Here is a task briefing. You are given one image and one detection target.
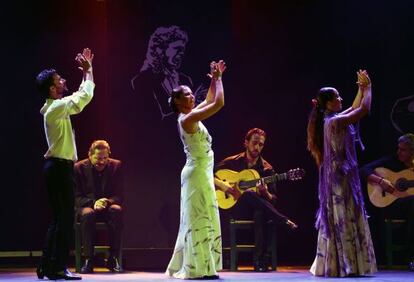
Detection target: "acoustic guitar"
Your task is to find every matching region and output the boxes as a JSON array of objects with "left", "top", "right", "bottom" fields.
[
  {"left": 367, "top": 167, "right": 414, "bottom": 207},
  {"left": 215, "top": 168, "right": 305, "bottom": 209}
]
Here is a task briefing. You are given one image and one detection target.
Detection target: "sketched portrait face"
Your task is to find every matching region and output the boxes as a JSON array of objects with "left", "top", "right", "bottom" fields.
[
  {"left": 391, "top": 94, "right": 414, "bottom": 134},
  {"left": 131, "top": 25, "right": 196, "bottom": 120},
  {"left": 141, "top": 26, "right": 188, "bottom": 74},
  {"left": 164, "top": 40, "right": 186, "bottom": 70}
]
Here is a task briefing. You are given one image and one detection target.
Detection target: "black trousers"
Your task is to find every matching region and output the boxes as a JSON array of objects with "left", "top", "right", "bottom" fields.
[
  {"left": 41, "top": 158, "right": 75, "bottom": 272},
  {"left": 78, "top": 206, "right": 123, "bottom": 258},
  {"left": 230, "top": 192, "right": 288, "bottom": 263}
]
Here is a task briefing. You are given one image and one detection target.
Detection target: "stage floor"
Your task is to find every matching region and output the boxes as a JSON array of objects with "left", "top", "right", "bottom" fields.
[{"left": 0, "top": 267, "right": 412, "bottom": 282}]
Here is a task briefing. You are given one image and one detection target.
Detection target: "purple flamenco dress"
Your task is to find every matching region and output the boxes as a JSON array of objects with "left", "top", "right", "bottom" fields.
[{"left": 310, "top": 112, "right": 377, "bottom": 277}]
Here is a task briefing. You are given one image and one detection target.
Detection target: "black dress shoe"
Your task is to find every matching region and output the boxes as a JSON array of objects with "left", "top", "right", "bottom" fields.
[
  {"left": 286, "top": 219, "right": 298, "bottom": 230},
  {"left": 46, "top": 268, "right": 82, "bottom": 280},
  {"left": 189, "top": 275, "right": 219, "bottom": 280},
  {"left": 36, "top": 258, "right": 49, "bottom": 279},
  {"left": 201, "top": 275, "right": 219, "bottom": 279},
  {"left": 47, "top": 268, "right": 82, "bottom": 280},
  {"left": 36, "top": 265, "right": 45, "bottom": 279},
  {"left": 253, "top": 261, "right": 269, "bottom": 272},
  {"left": 80, "top": 259, "right": 94, "bottom": 274},
  {"left": 409, "top": 261, "right": 414, "bottom": 271},
  {"left": 107, "top": 256, "right": 122, "bottom": 273}
]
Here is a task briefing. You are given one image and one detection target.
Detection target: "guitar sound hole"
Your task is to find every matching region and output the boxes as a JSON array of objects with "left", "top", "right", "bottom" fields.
[{"left": 395, "top": 179, "right": 409, "bottom": 192}]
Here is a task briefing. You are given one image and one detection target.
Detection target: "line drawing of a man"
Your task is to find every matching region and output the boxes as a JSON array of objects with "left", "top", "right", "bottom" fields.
[
  {"left": 391, "top": 94, "right": 414, "bottom": 134},
  {"left": 131, "top": 25, "right": 207, "bottom": 120}
]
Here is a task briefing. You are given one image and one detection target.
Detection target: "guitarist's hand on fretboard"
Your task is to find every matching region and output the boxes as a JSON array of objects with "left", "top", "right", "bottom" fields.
[{"left": 256, "top": 180, "right": 273, "bottom": 201}]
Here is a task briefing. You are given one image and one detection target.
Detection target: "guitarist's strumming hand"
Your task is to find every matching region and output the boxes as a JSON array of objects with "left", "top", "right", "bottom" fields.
[
  {"left": 378, "top": 178, "right": 396, "bottom": 194},
  {"left": 226, "top": 184, "right": 242, "bottom": 200},
  {"left": 214, "top": 177, "right": 241, "bottom": 199}
]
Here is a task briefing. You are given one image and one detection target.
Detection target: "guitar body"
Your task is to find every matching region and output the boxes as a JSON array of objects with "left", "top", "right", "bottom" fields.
[
  {"left": 215, "top": 169, "right": 260, "bottom": 209},
  {"left": 367, "top": 167, "right": 414, "bottom": 208}
]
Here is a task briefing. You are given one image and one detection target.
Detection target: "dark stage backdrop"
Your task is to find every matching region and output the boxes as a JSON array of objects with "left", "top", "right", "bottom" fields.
[{"left": 1, "top": 0, "right": 414, "bottom": 268}]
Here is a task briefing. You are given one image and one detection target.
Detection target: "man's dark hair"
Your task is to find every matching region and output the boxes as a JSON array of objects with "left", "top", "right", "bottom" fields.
[
  {"left": 36, "top": 68, "right": 57, "bottom": 99},
  {"left": 245, "top": 128, "right": 266, "bottom": 141}
]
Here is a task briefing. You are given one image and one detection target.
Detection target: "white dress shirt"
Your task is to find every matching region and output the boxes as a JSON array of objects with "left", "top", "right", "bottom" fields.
[{"left": 40, "top": 80, "right": 95, "bottom": 161}]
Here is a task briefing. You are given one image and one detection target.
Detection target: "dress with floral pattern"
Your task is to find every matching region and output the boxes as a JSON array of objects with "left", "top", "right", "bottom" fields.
[
  {"left": 310, "top": 112, "right": 377, "bottom": 277},
  {"left": 166, "top": 114, "right": 222, "bottom": 279}
]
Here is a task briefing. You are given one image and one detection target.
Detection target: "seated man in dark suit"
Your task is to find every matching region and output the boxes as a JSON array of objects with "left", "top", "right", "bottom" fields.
[{"left": 74, "top": 140, "right": 123, "bottom": 273}]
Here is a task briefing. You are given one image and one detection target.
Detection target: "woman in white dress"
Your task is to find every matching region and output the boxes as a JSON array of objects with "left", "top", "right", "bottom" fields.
[{"left": 166, "top": 60, "right": 226, "bottom": 279}]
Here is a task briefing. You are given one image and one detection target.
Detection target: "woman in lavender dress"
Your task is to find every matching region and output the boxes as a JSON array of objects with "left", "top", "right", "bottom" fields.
[{"left": 307, "top": 70, "right": 377, "bottom": 277}]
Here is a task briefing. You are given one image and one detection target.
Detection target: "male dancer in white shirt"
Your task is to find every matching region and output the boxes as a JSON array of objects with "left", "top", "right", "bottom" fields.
[{"left": 36, "top": 48, "right": 94, "bottom": 280}]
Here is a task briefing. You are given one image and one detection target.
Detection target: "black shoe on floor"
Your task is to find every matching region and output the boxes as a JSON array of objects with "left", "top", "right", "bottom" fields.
[
  {"left": 286, "top": 219, "right": 298, "bottom": 230},
  {"left": 81, "top": 258, "right": 94, "bottom": 274},
  {"left": 253, "top": 261, "right": 269, "bottom": 272},
  {"left": 46, "top": 268, "right": 82, "bottom": 280},
  {"left": 409, "top": 261, "right": 414, "bottom": 272},
  {"left": 201, "top": 275, "right": 219, "bottom": 279},
  {"left": 36, "top": 258, "right": 49, "bottom": 279},
  {"left": 36, "top": 265, "right": 45, "bottom": 279},
  {"left": 189, "top": 275, "right": 219, "bottom": 280},
  {"left": 107, "top": 256, "right": 123, "bottom": 273}
]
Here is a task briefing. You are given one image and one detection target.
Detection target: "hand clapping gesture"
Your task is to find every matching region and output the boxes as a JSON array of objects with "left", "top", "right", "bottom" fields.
[
  {"left": 356, "top": 69, "right": 371, "bottom": 89},
  {"left": 208, "top": 60, "right": 226, "bottom": 79},
  {"left": 75, "top": 48, "right": 94, "bottom": 73}
]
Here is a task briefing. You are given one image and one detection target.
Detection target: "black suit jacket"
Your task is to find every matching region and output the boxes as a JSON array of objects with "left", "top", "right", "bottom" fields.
[{"left": 74, "top": 158, "right": 123, "bottom": 209}]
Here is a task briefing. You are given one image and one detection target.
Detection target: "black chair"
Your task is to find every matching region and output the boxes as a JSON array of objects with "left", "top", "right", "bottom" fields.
[
  {"left": 229, "top": 219, "right": 277, "bottom": 271},
  {"left": 74, "top": 222, "right": 123, "bottom": 273},
  {"left": 384, "top": 218, "right": 407, "bottom": 268}
]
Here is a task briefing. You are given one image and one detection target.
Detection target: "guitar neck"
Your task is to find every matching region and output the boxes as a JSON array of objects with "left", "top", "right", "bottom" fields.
[{"left": 239, "top": 173, "right": 287, "bottom": 190}]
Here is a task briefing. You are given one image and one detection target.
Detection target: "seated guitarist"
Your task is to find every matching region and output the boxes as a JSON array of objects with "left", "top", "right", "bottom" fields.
[
  {"left": 360, "top": 133, "right": 414, "bottom": 271},
  {"left": 214, "top": 128, "right": 297, "bottom": 272}
]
